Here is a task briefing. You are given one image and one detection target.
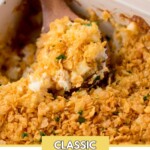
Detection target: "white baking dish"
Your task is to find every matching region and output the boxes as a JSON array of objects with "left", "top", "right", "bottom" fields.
[{"left": 70, "top": 0, "right": 150, "bottom": 23}]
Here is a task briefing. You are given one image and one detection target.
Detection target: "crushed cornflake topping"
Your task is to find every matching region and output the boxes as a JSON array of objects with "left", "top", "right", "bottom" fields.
[{"left": 0, "top": 14, "right": 149, "bottom": 145}]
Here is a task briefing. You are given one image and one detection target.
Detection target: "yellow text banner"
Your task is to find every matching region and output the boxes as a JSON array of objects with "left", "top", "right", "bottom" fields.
[{"left": 42, "top": 136, "right": 109, "bottom": 150}]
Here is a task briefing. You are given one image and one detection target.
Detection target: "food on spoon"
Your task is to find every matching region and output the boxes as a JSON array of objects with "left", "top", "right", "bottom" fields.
[{"left": 31, "top": 17, "right": 109, "bottom": 92}]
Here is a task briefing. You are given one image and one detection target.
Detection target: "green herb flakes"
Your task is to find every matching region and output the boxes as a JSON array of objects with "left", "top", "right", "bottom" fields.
[
  {"left": 93, "top": 21, "right": 99, "bottom": 26},
  {"left": 52, "top": 130, "right": 56, "bottom": 135},
  {"left": 112, "top": 111, "right": 119, "bottom": 115},
  {"left": 78, "top": 110, "right": 83, "bottom": 116},
  {"left": 94, "top": 75, "right": 100, "bottom": 82},
  {"left": 40, "top": 131, "right": 46, "bottom": 136},
  {"left": 101, "top": 127, "right": 105, "bottom": 132},
  {"left": 84, "top": 23, "right": 92, "bottom": 26},
  {"left": 55, "top": 116, "right": 60, "bottom": 122},
  {"left": 21, "top": 132, "right": 28, "bottom": 138},
  {"left": 56, "top": 54, "right": 66, "bottom": 60},
  {"left": 78, "top": 116, "right": 86, "bottom": 124},
  {"left": 39, "top": 132, "right": 46, "bottom": 143},
  {"left": 143, "top": 94, "right": 150, "bottom": 101}
]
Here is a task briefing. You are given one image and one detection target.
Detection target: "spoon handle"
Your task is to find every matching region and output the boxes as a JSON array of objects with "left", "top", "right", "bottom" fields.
[{"left": 40, "top": 0, "right": 78, "bottom": 32}]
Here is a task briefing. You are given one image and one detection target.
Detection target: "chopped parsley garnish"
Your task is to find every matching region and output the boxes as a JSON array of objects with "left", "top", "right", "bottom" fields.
[
  {"left": 94, "top": 75, "right": 100, "bottom": 82},
  {"left": 56, "top": 54, "right": 66, "bottom": 60},
  {"left": 112, "top": 111, "right": 119, "bottom": 115},
  {"left": 78, "top": 110, "right": 83, "bottom": 116},
  {"left": 40, "top": 131, "right": 46, "bottom": 136},
  {"left": 101, "top": 127, "right": 105, "bottom": 131},
  {"left": 78, "top": 116, "right": 86, "bottom": 124},
  {"left": 84, "top": 21, "right": 99, "bottom": 27},
  {"left": 55, "top": 116, "right": 60, "bottom": 122},
  {"left": 84, "top": 23, "right": 92, "bottom": 26},
  {"left": 143, "top": 96, "right": 148, "bottom": 101},
  {"left": 21, "top": 132, "right": 28, "bottom": 138},
  {"left": 52, "top": 130, "right": 56, "bottom": 135},
  {"left": 39, "top": 132, "right": 46, "bottom": 143},
  {"left": 143, "top": 94, "right": 150, "bottom": 101},
  {"left": 93, "top": 21, "right": 99, "bottom": 26}
]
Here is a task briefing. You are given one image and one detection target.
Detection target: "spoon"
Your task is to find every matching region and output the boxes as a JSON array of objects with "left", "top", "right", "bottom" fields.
[
  {"left": 39, "top": 0, "right": 109, "bottom": 93},
  {"left": 40, "top": 0, "right": 78, "bottom": 32}
]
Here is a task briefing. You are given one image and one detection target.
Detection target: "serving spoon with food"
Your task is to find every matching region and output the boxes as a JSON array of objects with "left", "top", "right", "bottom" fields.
[{"left": 40, "top": 0, "right": 109, "bottom": 92}]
